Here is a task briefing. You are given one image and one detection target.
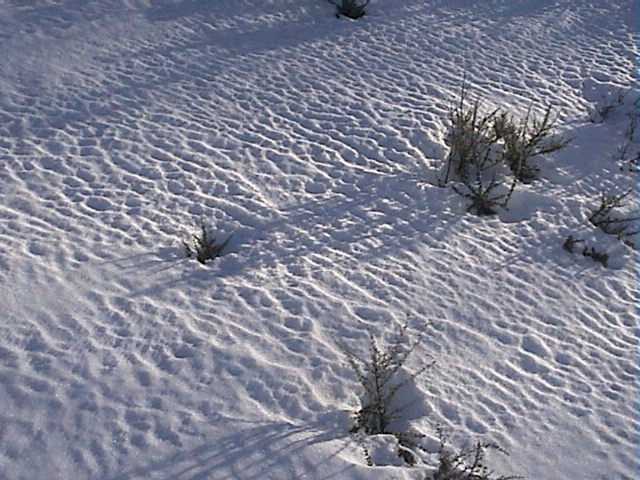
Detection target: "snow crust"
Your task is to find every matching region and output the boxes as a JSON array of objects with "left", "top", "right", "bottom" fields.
[{"left": 0, "top": 1, "right": 638, "bottom": 479}]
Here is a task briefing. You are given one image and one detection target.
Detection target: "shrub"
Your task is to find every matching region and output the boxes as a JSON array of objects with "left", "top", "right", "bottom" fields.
[
  {"left": 624, "top": 150, "right": 640, "bottom": 173},
  {"left": 562, "top": 234, "right": 584, "bottom": 254},
  {"left": 581, "top": 245, "right": 609, "bottom": 268},
  {"left": 441, "top": 84, "right": 501, "bottom": 186},
  {"left": 588, "top": 189, "right": 640, "bottom": 242},
  {"left": 441, "top": 85, "right": 515, "bottom": 215},
  {"left": 343, "top": 325, "right": 434, "bottom": 465},
  {"left": 329, "top": 0, "right": 369, "bottom": 19},
  {"left": 615, "top": 104, "right": 640, "bottom": 173},
  {"left": 616, "top": 143, "right": 640, "bottom": 173},
  {"left": 450, "top": 174, "right": 517, "bottom": 216},
  {"left": 430, "top": 431, "right": 522, "bottom": 480},
  {"left": 499, "top": 106, "right": 569, "bottom": 183},
  {"left": 588, "top": 88, "right": 627, "bottom": 123},
  {"left": 562, "top": 235, "right": 609, "bottom": 268},
  {"left": 440, "top": 84, "right": 568, "bottom": 214},
  {"left": 183, "top": 223, "right": 232, "bottom": 264}
]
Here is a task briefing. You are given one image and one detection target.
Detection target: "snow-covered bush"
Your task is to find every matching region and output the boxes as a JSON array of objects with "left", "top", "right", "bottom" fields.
[
  {"left": 499, "top": 106, "right": 569, "bottom": 183},
  {"left": 329, "top": 0, "right": 369, "bottom": 19},
  {"left": 588, "top": 189, "right": 639, "bottom": 245},
  {"left": 343, "top": 326, "right": 433, "bottom": 465},
  {"left": 562, "top": 236, "right": 610, "bottom": 268},
  {"left": 183, "top": 223, "right": 232, "bottom": 264},
  {"left": 588, "top": 87, "right": 627, "bottom": 123},
  {"left": 430, "top": 431, "right": 521, "bottom": 480},
  {"left": 441, "top": 85, "right": 568, "bottom": 215}
]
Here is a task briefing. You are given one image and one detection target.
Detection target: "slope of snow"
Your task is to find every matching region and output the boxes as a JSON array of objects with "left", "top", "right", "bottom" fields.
[{"left": 0, "top": 1, "right": 638, "bottom": 479}]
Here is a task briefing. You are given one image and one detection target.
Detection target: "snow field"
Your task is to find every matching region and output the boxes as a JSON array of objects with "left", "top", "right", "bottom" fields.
[{"left": 0, "top": 1, "right": 638, "bottom": 479}]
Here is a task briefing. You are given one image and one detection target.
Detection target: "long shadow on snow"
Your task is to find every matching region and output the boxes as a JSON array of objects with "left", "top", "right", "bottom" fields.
[
  {"left": 231, "top": 174, "right": 455, "bottom": 265},
  {"left": 124, "top": 170, "right": 458, "bottom": 297},
  {"left": 108, "top": 411, "right": 356, "bottom": 480}
]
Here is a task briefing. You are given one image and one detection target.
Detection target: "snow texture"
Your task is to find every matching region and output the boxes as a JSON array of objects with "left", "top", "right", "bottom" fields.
[{"left": 0, "top": 1, "right": 638, "bottom": 479}]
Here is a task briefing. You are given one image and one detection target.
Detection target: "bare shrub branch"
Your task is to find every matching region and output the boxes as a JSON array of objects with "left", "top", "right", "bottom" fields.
[
  {"left": 588, "top": 189, "right": 640, "bottom": 241},
  {"left": 344, "top": 326, "right": 432, "bottom": 435},
  {"left": 441, "top": 84, "right": 568, "bottom": 215},
  {"left": 442, "top": 84, "right": 501, "bottom": 186},
  {"left": 183, "top": 223, "right": 232, "bottom": 264},
  {"left": 432, "top": 428, "right": 522, "bottom": 480},
  {"left": 342, "top": 325, "right": 434, "bottom": 465},
  {"left": 500, "top": 106, "right": 570, "bottom": 183}
]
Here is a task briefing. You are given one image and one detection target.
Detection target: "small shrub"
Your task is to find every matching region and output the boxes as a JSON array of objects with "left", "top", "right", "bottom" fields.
[
  {"left": 581, "top": 245, "right": 609, "bottom": 268},
  {"left": 614, "top": 141, "right": 637, "bottom": 172},
  {"left": 441, "top": 84, "right": 567, "bottom": 215},
  {"left": 624, "top": 150, "right": 640, "bottom": 173},
  {"left": 563, "top": 236, "right": 610, "bottom": 268},
  {"left": 441, "top": 84, "right": 501, "bottom": 185},
  {"left": 329, "top": 0, "right": 369, "bottom": 19},
  {"left": 343, "top": 325, "right": 434, "bottom": 465},
  {"left": 441, "top": 85, "right": 516, "bottom": 215},
  {"left": 183, "top": 223, "right": 232, "bottom": 264},
  {"left": 624, "top": 103, "right": 639, "bottom": 143},
  {"left": 562, "top": 235, "right": 584, "bottom": 254},
  {"left": 499, "top": 106, "right": 569, "bottom": 183},
  {"left": 615, "top": 106, "right": 640, "bottom": 173},
  {"left": 588, "top": 189, "right": 640, "bottom": 241},
  {"left": 345, "top": 326, "right": 431, "bottom": 434},
  {"left": 430, "top": 429, "right": 522, "bottom": 480},
  {"left": 588, "top": 88, "right": 627, "bottom": 123},
  {"left": 451, "top": 174, "right": 517, "bottom": 216}
]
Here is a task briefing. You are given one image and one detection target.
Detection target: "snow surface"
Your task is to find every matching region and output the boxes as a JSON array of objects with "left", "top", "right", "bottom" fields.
[{"left": 0, "top": 1, "right": 638, "bottom": 479}]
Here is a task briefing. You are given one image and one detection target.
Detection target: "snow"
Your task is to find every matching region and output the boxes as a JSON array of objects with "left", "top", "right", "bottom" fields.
[{"left": 0, "top": 1, "right": 638, "bottom": 479}]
